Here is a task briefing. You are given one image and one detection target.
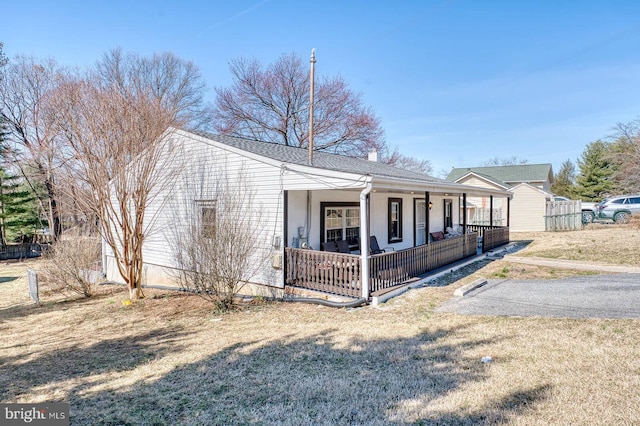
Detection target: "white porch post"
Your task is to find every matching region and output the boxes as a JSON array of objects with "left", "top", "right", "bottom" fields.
[{"left": 360, "top": 183, "right": 372, "bottom": 299}]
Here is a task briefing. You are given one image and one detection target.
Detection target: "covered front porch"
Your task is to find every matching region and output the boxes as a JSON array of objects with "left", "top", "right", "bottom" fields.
[
  {"left": 284, "top": 225, "right": 508, "bottom": 299},
  {"left": 281, "top": 172, "right": 511, "bottom": 299}
]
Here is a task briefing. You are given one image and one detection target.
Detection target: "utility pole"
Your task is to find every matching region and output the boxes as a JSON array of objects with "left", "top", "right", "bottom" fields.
[{"left": 308, "top": 48, "right": 316, "bottom": 166}]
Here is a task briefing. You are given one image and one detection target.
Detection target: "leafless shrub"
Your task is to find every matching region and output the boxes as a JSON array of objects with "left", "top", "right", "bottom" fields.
[
  {"left": 41, "top": 230, "right": 101, "bottom": 297},
  {"left": 171, "top": 160, "right": 270, "bottom": 310}
]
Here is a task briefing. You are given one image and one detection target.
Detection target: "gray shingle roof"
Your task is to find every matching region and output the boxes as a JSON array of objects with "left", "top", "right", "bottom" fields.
[
  {"left": 446, "top": 164, "right": 553, "bottom": 186},
  {"left": 193, "top": 130, "right": 446, "bottom": 183}
]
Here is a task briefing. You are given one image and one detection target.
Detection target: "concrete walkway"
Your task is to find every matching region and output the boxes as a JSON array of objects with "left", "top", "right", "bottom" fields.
[
  {"left": 504, "top": 255, "right": 640, "bottom": 274},
  {"left": 437, "top": 273, "right": 640, "bottom": 319}
]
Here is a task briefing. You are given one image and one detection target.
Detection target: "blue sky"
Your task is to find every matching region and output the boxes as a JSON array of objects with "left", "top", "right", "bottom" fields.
[{"left": 3, "top": 0, "right": 640, "bottom": 176}]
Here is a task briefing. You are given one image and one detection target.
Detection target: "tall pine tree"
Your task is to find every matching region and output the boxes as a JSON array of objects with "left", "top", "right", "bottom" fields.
[
  {"left": 0, "top": 168, "right": 41, "bottom": 244},
  {"left": 0, "top": 98, "right": 40, "bottom": 244},
  {"left": 574, "top": 140, "right": 618, "bottom": 201}
]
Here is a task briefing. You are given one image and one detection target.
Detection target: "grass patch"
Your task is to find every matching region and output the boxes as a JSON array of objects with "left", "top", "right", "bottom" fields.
[
  {"left": 513, "top": 224, "right": 640, "bottom": 265},
  {"left": 2, "top": 227, "right": 640, "bottom": 424}
]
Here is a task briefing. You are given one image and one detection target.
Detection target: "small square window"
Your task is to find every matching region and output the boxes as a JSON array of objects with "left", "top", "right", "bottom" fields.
[{"left": 196, "top": 201, "right": 216, "bottom": 237}]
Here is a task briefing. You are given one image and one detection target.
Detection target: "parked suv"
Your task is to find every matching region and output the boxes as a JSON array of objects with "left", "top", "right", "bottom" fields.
[
  {"left": 580, "top": 201, "right": 599, "bottom": 223},
  {"left": 596, "top": 195, "right": 640, "bottom": 223}
]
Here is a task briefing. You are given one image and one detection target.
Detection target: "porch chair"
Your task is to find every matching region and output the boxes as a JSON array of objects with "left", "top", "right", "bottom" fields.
[
  {"left": 370, "top": 235, "right": 393, "bottom": 255},
  {"left": 321, "top": 241, "right": 338, "bottom": 252},
  {"left": 336, "top": 240, "right": 351, "bottom": 254}
]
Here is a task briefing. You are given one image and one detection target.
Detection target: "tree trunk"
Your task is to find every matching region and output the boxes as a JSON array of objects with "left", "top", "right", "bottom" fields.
[{"left": 44, "top": 176, "right": 62, "bottom": 242}]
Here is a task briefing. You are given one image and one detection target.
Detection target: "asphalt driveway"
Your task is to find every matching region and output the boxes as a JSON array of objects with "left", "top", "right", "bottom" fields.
[{"left": 437, "top": 273, "right": 640, "bottom": 319}]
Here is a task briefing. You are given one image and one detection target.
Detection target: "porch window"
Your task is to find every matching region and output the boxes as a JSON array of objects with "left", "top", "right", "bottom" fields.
[
  {"left": 388, "top": 198, "right": 403, "bottom": 243},
  {"left": 323, "top": 205, "right": 360, "bottom": 247}
]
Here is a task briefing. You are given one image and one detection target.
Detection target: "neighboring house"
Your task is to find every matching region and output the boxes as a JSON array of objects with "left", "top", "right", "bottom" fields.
[
  {"left": 103, "top": 128, "right": 511, "bottom": 300},
  {"left": 446, "top": 164, "right": 554, "bottom": 232}
]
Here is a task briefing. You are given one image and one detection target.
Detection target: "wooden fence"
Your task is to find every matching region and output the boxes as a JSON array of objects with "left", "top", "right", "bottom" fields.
[
  {"left": 0, "top": 243, "right": 47, "bottom": 260},
  {"left": 545, "top": 200, "right": 582, "bottom": 231}
]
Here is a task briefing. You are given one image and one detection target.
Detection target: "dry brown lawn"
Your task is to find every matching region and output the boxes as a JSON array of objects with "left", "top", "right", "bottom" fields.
[
  {"left": 512, "top": 222, "right": 640, "bottom": 265},
  {"left": 1, "top": 225, "right": 640, "bottom": 425}
]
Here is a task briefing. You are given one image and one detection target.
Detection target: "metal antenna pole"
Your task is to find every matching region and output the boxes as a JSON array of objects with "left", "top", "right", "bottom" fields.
[{"left": 308, "top": 48, "right": 316, "bottom": 166}]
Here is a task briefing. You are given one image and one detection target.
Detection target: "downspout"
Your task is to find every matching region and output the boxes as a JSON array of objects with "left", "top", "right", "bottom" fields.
[
  {"left": 283, "top": 190, "right": 288, "bottom": 287},
  {"left": 360, "top": 182, "right": 373, "bottom": 299}
]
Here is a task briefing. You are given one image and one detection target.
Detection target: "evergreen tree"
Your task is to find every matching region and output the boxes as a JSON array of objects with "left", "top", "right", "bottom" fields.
[
  {"left": 1, "top": 109, "right": 40, "bottom": 245},
  {"left": 0, "top": 168, "right": 41, "bottom": 244},
  {"left": 550, "top": 159, "right": 576, "bottom": 198},
  {"left": 574, "top": 140, "right": 618, "bottom": 201}
]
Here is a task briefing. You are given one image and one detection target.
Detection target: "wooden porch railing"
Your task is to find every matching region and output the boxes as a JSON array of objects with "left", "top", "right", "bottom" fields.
[
  {"left": 467, "top": 225, "right": 510, "bottom": 252},
  {"left": 285, "top": 249, "right": 362, "bottom": 298},
  {"left": 369, "top": 233, "right": 477, "bottom": 293},
  {"left": 483, "top": 227, "right": 510, "bottom": 251},
  {"left": 285, "top": 232, "right": 479, "bottom": 297}
]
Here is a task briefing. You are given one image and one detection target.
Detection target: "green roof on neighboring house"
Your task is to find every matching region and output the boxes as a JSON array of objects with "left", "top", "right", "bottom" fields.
[{"left": 446, "top": 164, "right": 553, "bottom": 187}]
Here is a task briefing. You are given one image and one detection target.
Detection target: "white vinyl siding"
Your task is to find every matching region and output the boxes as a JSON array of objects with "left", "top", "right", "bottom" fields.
[{"left": 510, "top": 184, "right": 548, "bottom": 232}]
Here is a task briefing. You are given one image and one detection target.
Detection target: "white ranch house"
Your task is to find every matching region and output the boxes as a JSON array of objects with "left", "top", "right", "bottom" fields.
[{"left": 103, "top": 128, "right": 511, "bottom": 301}]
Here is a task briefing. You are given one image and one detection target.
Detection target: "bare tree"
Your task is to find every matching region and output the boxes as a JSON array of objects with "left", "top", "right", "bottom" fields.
[
  {"left": 171, "top": 160, "right": 269, "bottom": 310},
  {"left": 213, "top": 52, "right": 386, "bottom": 158},
  {"left": 54, "top": 49, "right": 208, "bottom": 300},
  {"left": 383, "top": 149, "right": 433, "bottom": 175},
  {"left": 0, "top": 56, "right": 64, "bottom": 240},
  {"left": 610, "top": 117, "right": 640, "bottom": 193},
  {"left": 482, "top": 156, "right": 529, "bottom": 166},
  {"left": 0, "top": 42, "right": 6, "bottom": 83},
  {"left": 95, "top": 49, "right": 210, "bottom": 129}
]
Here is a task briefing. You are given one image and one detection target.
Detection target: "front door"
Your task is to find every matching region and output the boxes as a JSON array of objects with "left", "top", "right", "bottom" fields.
[{"left": 415, "top": 199, "right": 426, "bottom": 245}]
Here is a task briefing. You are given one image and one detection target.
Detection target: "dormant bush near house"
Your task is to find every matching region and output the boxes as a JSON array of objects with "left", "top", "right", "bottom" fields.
[
  {"left": 41, "top": 230, "right": 101, "bottom": 297},
  {"left": 171, "top": 161, "right": 269, "bottom": 310}
]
